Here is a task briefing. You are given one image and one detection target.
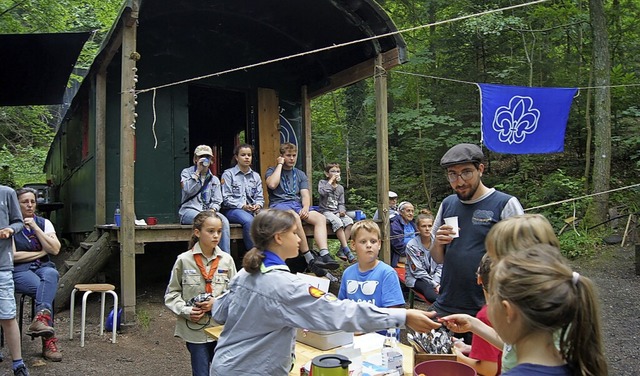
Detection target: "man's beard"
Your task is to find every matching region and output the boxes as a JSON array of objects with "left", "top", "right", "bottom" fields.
[{"left": 455, "top": 180, "right": 479, "bottom": 201}]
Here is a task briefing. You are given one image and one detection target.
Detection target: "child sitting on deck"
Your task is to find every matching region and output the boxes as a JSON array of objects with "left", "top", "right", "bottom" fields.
[{"left": 318, "top": 163, "right": 355, "bottom": 263}]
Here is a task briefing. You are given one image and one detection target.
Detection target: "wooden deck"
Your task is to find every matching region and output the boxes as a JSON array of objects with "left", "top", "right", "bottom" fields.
[{"left": 95, "top": 222, "right": 337, "bottom": 319}]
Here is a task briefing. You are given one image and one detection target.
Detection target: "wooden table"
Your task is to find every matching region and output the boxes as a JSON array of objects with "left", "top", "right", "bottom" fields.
[{"left": 205, "top": 326, "right": 415, "bottom": 375}]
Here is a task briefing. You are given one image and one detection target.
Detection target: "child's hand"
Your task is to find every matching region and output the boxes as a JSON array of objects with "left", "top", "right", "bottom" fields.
[
  {"left": 339, "top": 211, "right": 346, "bottom": 217},
  {"left": 439, "top": 314, "right": 473, "bottom": 333},
  {"left": 195, "top": 297, "right": 214, "bottom": 313},
  {"left": 452, "top": 337, "right": 471, "bottom": 355},
  {"left": 189, "top": 307, "right": 205, "bottom": 322}
]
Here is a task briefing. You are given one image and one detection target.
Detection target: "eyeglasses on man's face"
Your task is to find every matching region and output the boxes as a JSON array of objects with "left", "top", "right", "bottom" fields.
[{"left": 446, "top": 169, "right": 475, "bottom": 183}]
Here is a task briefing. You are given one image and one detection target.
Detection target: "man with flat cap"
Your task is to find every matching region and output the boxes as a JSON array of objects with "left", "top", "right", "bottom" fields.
[{"left": 429, "top": 144, "right": 523, "bottom": 326}]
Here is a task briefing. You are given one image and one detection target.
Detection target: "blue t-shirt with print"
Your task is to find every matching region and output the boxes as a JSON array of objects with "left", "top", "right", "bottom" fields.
[{"left": 338, "top": 262, "right": 404, "bottom": 308}]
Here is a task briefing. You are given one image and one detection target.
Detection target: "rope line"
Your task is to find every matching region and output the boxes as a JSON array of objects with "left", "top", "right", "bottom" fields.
[
  {"left": 133, "top": 0, "right": 550, "bottom": 94},
  {"left": 524, "top": 183, "right": 640, "bottom": 211},
  {"left": 393, "top": 70, "right": 640, "bottom": 91}
]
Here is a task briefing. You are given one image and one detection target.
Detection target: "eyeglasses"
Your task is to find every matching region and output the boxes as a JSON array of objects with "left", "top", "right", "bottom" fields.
[
  {"left": 346, "top": 280, "right": 379, "bottom": 295},
  {"left": 446, "top": 170, "right": 475, "bottom": 183},
  {"left": 329, "top": 170, "right": 340, "bottom": 174}
]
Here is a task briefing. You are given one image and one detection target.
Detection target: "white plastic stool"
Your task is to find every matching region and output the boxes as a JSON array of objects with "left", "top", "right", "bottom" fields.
[{"left": 69, "top": 283, "right": 118, "bottom": 347}]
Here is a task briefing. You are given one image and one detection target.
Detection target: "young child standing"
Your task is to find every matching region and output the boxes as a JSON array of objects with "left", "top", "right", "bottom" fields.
[
  {"left": 318, "top": 163, "right": 355, "bottom": 262},
  {"left": 488, "top": 244, "right": 607, "bottom": 376},
  {"left": 210, "top": 209, "right": 441, "bottom": 376},
  {"left": 0, "top": 185, "right": 29, "bottom": 376},
  {"left": 453, "top": 253, "right": 501, "bottom": 376},
  {"left": 442, "top": 214, "right": 562, "bottom": 373},
  {"left": 165, "top": 211, "right": 237, "bottom": 376},
  {"left": 338, "top": 219, "right": 404, "bottom": 309}
]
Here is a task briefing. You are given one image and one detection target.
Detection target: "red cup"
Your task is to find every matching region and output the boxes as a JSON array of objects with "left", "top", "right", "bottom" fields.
[{"left": 146, "top": 217, "right": 158, "bottom": 225}]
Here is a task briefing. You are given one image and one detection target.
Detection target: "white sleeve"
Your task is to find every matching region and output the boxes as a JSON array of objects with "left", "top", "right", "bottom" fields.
[
  {"left": 43, "top": 218, "right": 56, "bottom": 234},
  {"left": 501, "top": 197, "right": 525, "bottom": 219}
]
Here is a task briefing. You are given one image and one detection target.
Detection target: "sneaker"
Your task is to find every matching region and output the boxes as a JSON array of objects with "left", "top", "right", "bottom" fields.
[
  {"left": 13, "top": 364, "right": 29, "bottom": 376},
  {"left": 307, "top": 258, "right": 328, "bottom": 277},
  {"left": 337, "top": 247, "right": 356, "bottom": 263},
  {"left": 27, "top": 310, "right": 54, "bottom": 338},
  {"left": 312, "top": 252, "right": 340, "bottom": 270},
  {"left": 324, "top": 271, "right": 339, "bottom": 283},
  {"left": 42, "top": 337, "right": 62, "bottom": 362}
]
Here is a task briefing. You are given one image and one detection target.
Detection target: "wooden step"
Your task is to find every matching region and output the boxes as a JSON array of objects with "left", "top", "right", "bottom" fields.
[
  {"left": 64, "top": 260, "right": 78, "bottom": 270},
  {"left": 80, "top": 241, "right": 95, "bottom": 250}
]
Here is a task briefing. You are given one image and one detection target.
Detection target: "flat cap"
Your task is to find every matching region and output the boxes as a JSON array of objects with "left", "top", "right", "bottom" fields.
[{"left": 440, "top": 143, "right": 484, "bottom": 168}]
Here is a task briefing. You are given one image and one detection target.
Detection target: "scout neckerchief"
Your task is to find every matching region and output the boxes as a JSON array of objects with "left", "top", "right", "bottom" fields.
[{"left": 193, "top": 251, "right": 221, "bottom": 293}]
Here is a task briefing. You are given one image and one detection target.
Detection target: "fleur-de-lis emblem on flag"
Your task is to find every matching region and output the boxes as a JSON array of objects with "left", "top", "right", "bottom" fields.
[{"left": 478, "top": 84, "right": 577, "bottom": 154}]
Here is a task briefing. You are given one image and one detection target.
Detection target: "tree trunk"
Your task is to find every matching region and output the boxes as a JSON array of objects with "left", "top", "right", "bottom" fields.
[{"left": 588, "top": 0, "right": 612, "bottom": 225}]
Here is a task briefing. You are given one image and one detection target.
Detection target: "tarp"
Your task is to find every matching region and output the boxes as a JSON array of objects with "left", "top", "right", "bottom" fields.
[{"left": 0, "top": 32, "right": 91, "bottom": 106}]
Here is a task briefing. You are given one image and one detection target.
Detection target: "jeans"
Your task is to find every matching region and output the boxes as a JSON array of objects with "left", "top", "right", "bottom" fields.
[
  {"left": 223, "top": 209, "right": 254, "bottom": 250},
  {"left": 13, "top": 260, "right": 59, "bottom": 313},
  {"left": 180, "top": 209, "right": 231, "bottom": 253},
  {"left": 186, "top": 341, "right": 216, "bottom": 376}
]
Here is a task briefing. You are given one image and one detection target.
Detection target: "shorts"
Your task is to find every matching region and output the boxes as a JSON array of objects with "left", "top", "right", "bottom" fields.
[
  {"left": 322, "top": 211, "right": 354, "bottom": 232},
  {"left": 270, "top": 201, "right": 303, "bottom": 214},
  {"left": 0, "top": 271, "right": 16, "bottom": 319}
]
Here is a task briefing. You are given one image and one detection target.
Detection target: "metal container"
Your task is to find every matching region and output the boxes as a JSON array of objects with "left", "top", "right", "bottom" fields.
[{"left": 310, "top": 354, "right": 351, "bottom": 376}]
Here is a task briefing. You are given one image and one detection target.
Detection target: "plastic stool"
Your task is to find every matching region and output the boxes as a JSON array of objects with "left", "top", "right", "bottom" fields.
[{"left": 69, "top": 283, "right": 118, "bottom": 347}]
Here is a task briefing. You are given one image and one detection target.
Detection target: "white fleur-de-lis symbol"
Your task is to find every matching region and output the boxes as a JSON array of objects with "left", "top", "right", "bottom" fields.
[{"left": 492, "top": 96, "right": 540, "bottom": 144}]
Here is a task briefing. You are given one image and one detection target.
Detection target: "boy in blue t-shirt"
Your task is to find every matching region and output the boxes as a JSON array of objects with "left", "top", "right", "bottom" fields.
[{"left": 339, "top": 220, "right": 404, "bottom": 309}]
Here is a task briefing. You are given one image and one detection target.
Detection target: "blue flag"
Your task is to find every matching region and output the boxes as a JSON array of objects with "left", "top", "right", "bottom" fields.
[{"left": 478, "top": 83, "right": 577, "bottom": 154}]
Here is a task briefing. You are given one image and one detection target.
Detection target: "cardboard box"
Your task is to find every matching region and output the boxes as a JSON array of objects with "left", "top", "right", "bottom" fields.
[
  {"left": 296, "top": 328, "right": 354, "bottom": 350},
  {"left": 413, "top": 348, "right": 457, "bottom": 366}
]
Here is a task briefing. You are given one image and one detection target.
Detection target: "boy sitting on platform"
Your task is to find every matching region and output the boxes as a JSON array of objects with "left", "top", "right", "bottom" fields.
[{"left": 318, "top": 163, "right": 355, "bottom": 263}]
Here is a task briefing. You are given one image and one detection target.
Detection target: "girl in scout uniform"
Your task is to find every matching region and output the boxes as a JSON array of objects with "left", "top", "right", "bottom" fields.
[
  {"left": 165, "top": 211, "right": 237, "bottom": 376},
  {"left": 210, "top": 209, "right": 442, "bottom": 376}
]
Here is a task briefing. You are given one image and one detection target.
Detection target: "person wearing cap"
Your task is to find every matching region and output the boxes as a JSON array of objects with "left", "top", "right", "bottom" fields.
[
  {"left": 388, "top": 201, "right": 417, "bottom": 268},
  {"left": 429, "top": 143, "right": 524, "bottom": 328},
  {"left": 178, "top": 145, "right": 231, "bottom": 253},
  {"left": 372, "top": 191, "right": 399, "bottom": 221},
  {"left": 265, "top": 143, "right": 339, "bottom": 278}
]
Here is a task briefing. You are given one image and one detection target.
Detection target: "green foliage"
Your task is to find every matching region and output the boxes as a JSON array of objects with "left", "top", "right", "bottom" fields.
[{"left": 558, "top": 230, "right": 601, "bottom": 260}]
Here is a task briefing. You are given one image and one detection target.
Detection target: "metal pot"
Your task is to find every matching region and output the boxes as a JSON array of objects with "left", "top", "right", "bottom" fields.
[{"left": 310, "top": 354, "right": 351, "bottom": 376}]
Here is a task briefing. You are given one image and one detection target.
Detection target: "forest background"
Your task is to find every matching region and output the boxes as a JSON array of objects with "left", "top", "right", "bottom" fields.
[{"left": 1, "top": 0, "right": 639, "bottom": 258}]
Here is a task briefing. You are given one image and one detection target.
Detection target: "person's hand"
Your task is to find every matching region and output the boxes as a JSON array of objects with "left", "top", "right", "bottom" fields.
[
  {"left": 405, "top": 309, "right": 441, "bottom": 332},
  {"left": 435, "top": 224, "right": 456, "bottom": 245},
  {"left": 434, "top": 284, "right": 440, "bottom": 294},
  {"left": 439, "top": 313, "right": 474, "bottom": 333},
  {"left": 339, "top": 211, "right": 346, "bottom": 217},
  {"left": 299, "top": 207, "right": 309, "bottom": 220},
  {"left": 195, "top": 297, "right": 214, "bottom": 313},
  {"left": 23, "top": 217, "right": 37, "bottom": 230},
  {"left": 452, "top": 337, "right": 471, "bottom": 355},
  {"left": 276, "top": 156, "right": 285, "bottom": 165},
  {"left": 196, "top": 158, "right": 209, "bottom": 175},
  {"left": 189, "top": 307, "right": 205, "bottom": 322},
  {"left": 0, "top": 228, "right": 14, "bottom": 239}
]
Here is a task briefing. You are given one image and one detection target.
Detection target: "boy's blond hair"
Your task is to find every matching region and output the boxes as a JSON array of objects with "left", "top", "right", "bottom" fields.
[
  {"left": 350, "top": 219, "right": 381, "bottom": 241},
  {"left": 485, "top": 214, "right": 560, "bottom": 261},
  {"left": 279, "top": 142, "right": 297, "bottom": 155}
]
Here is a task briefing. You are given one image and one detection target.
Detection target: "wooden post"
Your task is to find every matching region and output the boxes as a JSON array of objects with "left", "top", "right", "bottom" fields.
[
  {"left": 257, "top": 88, "right": 280, "bottom": 207},
  {"left": 95, "top": 71, "right": 107, "bottom": 225},
  {"left": 375, "top": 55, "right": 390, "bottom": 264},
  {"left": 302, "top": 86, "right": 313, "bottom": 190},
  {"left": 120, "top": 5, "right": 139, "bottom": 321}
]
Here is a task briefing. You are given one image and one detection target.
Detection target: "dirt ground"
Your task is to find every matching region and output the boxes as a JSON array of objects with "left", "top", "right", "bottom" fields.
[{"left": 2, "top": 243, "right": 639, "bottom": 376}]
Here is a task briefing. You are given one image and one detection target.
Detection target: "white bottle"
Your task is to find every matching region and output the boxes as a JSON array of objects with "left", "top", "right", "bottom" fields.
[{"left": 381, "top": 328, "right": 403, "bottom": 375}]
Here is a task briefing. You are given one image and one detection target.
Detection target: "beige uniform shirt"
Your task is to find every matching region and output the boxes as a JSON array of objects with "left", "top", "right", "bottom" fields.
[{"left": 164, "top": 243, "right": 237, "bottom": 343}]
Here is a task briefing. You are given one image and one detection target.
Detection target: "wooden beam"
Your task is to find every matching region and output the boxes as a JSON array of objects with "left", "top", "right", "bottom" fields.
[
  {"left": 309, "top": 48, "right": 402, "bottom": 99},
  {"left": 119, "top": 8, "right": 138, "bottom": 322},
  {"left": 375, "top": 55, "right": 391, "bottom": 264},
  {"left": 95, "top": 71, "right": 106, "bottom": 225},
  {"left": 302, "top": 86, "right": 313, "bottom": 191},
  {"left": 257, "top": 88, "right": 280, "bottom": 207}
]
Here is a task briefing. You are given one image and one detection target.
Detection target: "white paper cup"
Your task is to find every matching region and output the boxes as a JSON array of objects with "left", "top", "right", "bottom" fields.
[{"left": 444, "top": 216, "right": 459, "bottom": 238}]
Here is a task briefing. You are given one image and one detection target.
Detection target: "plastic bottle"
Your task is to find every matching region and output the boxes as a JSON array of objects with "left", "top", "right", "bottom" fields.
[
  {"left": 381, "top": 328, "right": 403, "bottom": 375},
  {"left": 114, "top": 206, "right": 121, "bottom": 226}
]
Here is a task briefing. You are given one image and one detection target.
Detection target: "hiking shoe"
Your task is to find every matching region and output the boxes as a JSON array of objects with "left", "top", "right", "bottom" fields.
[
  {"left": 13, "top": 364, "right": 29, "bottom": 376},
  {"left": 312, "top": 252, "right": 339, "bottom": 270},
  {"left": 42, "top": 337, "right": 62, "bottom": 362},
  {"left": 336, "top": 247, "right": 356, "bottom": 263},
  {"left": 324, "top": 271, "right": 339, "bottom": 283},
  {"left": 27, "top": 310, "right": 54, "bottom": 338},
  {"left": 307, "top": 259, "right": 328, "bottom": 277}
]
